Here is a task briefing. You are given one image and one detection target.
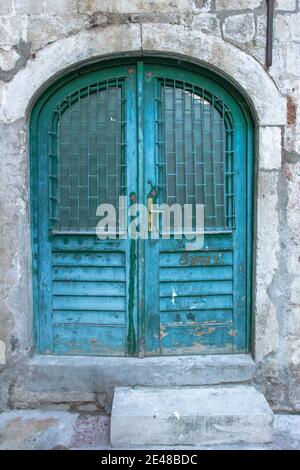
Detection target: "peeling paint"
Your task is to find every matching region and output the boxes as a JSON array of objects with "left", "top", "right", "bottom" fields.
[{"left": 171, "top": 287, "right": 177, "bottom": 305}]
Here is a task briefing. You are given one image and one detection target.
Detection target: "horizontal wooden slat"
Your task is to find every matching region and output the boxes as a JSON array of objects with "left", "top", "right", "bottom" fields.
[
  {"left": 160, "top": 251, "right": 233, "bottom": 267},
  {"left": 160, "top": 322, "right": 234, "bottom": 355},
  {"left": 160, "top": 280, "right": 232, "bottom": 297},
  {"left": 159, "top": 266, "right": 233, "bottom": 281},
  {"left": 53, "top": 295, "right": 126, "bottom": 311},
  {"left": 160, "top": 309, "right": 233, "bottom": 325},
  {"left": 52, "top": 236, "right": 127, "bottom": 252},
  {"left": 160, "top": 295, "right": 233, "bottom": 311},
  {"left": 53, "top": 310, "right": 125, "bottom": 325},
  {"left": 53, "top": 324, "right": 125, "bottom": 356},
  {"left": 159, "top": 234, "right": 233, "bottom": 252},
  {"left": 53, "top": 281, "right": 125, "bottom": 296},
  {"left": 53, "top": 266, "right": 126, "bottom": 281},
  {"left": 52, "top": 251, "right": 125, "bottom": 267}
]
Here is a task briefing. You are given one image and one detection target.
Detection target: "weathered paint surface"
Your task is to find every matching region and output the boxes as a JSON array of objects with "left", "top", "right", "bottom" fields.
[
  {"left": 141, "top": 63, "right": 252, "bottom": 355},
  {"left": 30, "top": 60, "right": 252, "bottom": 356}
]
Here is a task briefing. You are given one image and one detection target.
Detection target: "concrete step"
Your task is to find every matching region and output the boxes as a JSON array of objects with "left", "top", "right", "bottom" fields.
[{"left": 110, "top": 385, "right": 273, "bottom": 447}]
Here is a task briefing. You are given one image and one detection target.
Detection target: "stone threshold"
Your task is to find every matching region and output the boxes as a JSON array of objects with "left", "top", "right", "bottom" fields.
[{"left": 11, "top": 354, "right": 256, "bottom": 412}]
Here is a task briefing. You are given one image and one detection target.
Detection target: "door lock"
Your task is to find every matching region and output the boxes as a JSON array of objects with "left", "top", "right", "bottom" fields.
[{"left": 147, "top": 186, "right": 159, "bottom": 233}]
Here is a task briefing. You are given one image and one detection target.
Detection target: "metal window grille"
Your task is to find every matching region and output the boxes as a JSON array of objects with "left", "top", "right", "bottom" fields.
[
  {"left": 155, "top": 78, "right": 235, "bottom": 230},
  {"left": 48, "top": 78, "right": 127, "bottom": 232}
]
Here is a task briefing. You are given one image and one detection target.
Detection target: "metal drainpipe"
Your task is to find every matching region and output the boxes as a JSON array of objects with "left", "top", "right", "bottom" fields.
[{"left": 266, "top": 0, "right": 274, "bottom": 67}]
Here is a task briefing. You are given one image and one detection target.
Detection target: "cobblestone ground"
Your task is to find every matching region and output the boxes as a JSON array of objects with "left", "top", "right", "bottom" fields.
[{"left": 0, "top": 411, "right": 299, "bottom": 450}]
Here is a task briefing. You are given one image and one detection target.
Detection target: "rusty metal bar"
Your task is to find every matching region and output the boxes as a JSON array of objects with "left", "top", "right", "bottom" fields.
[{"left": 266, "top": 0, "right": 274, "bottom": 67}]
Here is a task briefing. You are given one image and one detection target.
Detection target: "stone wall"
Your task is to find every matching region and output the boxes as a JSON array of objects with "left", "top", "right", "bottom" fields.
[{"left": 0, "top": 0, "right": 299, "bottom": 412}]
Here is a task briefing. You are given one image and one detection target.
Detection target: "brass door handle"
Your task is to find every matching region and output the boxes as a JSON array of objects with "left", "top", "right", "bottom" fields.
[
  {"left": 148, "top": 197, "right": 154, "bottom": 232},
  {"left": 147, "top": 186, "right": 159, "bottom": 233}
]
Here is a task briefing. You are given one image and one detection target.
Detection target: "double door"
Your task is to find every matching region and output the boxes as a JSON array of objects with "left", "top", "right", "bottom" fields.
[{"left": 33, "top": 61, "right": 250, "bottom": 356}]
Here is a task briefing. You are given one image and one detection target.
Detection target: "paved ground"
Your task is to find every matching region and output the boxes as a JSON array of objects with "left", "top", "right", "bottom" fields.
[{"left": 0, "top": 410, "right": 299, "bottom": 450}]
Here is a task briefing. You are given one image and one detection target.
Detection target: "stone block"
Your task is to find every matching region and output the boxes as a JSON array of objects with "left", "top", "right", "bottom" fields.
[
  {"left": 254, "top": 171, "right": 280, "bottom": 361},
  {"left": 0, "top": 340, "right": 6, "bottom": 365},
  {"left": 259, "top": 126, "right": 282, "bottom": 169},
  {"left": 78, "top": 0, "right": 196, "bottom": 14},
  {"left": 43, "top": 0, "right": 78, "bottom": 16},
  {"left": 287, "top": 43, "right": 300, "bottom": 76},
  {"left": 256, "top": 171, "right": 279, "bottom": 287},
  {"left": 216, "top": 0, "right": 262, "bottom": 10},
  {"left": 274, "top": 13, "right": 300, "bottom": 43},
  {"left": 288, "top": 12, "right": 300, "bottom": 41},
  {"left": 222, "top": 14, "right": 255, "bottom": 44},
  {"left": 26, "top": 14, "right": 87, "bottom": 53},
  {"left": 0, "top": 0, "right": 13, "bottom": 15},
  {"left": 276, "top": 0, "right": 297, "bottom": 11},
  {"left": 286, "top": 162, "right": 300, "bottom": 240},
  {"left": 191, "top": 13, "right": 220, "bottom": 36},
  {"left": 110, "top": 385, "right": 273, "bottom": 446},
  {"left": 0, "top": 48, "right": 20, "bottom": 71},
  {"left": 14, "top": 0, "right": 43, "bottom": 14},
  {"left": 291, "top": 277, "right": 300, "bottom": 304},
  {"left": 0, "top": 16, "right": 24, "bottom": 48}
]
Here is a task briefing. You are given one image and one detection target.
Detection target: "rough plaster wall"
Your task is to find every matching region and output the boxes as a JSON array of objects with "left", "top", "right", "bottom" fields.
[{"left": 0, "top": 0, "right": 299, "bottom": 411}]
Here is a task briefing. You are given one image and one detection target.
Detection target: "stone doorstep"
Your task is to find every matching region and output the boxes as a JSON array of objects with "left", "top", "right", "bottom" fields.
[
  {"left": 12, "top": 354, "right": 256, "bottom": 411},
  {"left": 0, "top": 410, "right": 300, "bottom": 450},
  {"left": 110, "top": 385, "right": 274, "bottom": 447}
]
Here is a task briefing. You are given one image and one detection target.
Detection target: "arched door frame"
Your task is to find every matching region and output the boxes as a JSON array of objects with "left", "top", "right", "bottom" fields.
[{"left": 30, "top": 55, "right": 254, "bottom": 356}]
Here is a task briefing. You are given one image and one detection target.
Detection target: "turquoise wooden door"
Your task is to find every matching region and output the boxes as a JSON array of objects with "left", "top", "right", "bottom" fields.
[
  {"left": 31, "top": 59, "right": 253, "bottom": 356},
  {"left": 142, "top": 64, "right": 251, "bottom": 355}
]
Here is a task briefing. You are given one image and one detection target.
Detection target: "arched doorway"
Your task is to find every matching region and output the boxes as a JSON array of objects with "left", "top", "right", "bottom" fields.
[{"left": 30, "top": 57, "right": 254, "bottom": 357}]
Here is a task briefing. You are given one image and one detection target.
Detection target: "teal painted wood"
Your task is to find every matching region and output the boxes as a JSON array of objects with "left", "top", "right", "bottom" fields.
[
  {"left": 160, "top": 323, "right": 233, "bottom": 355},
  {"left": 160, "top": 309, "right": 232, "bottom": 324},
  {"left": 143, "top": 65, "right": 161, "bottom": 354},
  {"left": 123, "top": 65, "right": 139, "bottom": 356},
  {"left": 136, "top": 61, "right": 146, "bottom": 356},
  {"left": 246, "top": 115, "right": 254, "bottom": 352},
  {"left": 53, "top": 310, "right": 125, "bottom": 325},
  {"left": 52, "top": 281, "right": 126, "bottom": 296},
  {"left": 37, "top": 104, "right": 54, "bottom": 353},
  {"left": 31, "top": 57, "right": 253, "bottom": 357},
  {"left": 160, "top": 281, "right": 233, "bottom": 296},
  {"left": 53, "top": 324, "right": 125, "bottom": 355},
  {"left": 142, "top": 63, "right": 252, "bottom": 355},
  {"left": 53, "top": 266, "right": 126, "bottom": 281},
  {"left": 31, "top": 65, "right": 136, "bottom": 356}
]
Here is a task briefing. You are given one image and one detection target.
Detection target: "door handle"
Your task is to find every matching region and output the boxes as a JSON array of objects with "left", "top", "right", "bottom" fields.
[
  {"left": 147, "top": 186, "right": 159, "bottom": 233},
  {"left": 148, "top": 197, "right": 154, "bottom": 233}
]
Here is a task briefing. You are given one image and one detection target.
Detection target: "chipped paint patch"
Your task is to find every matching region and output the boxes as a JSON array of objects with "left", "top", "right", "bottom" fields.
[
  {"left": 160, "top": 324, "right": 168, "bottom": 339},
  {"left": 194, "top": 326, "right": 216, "bottom": 336},
  {"left": 171, "top": 287, "right": 177, "bottom": 305},
  {"left": 228, "top": 329, "right": 238, "bottom": 337}
]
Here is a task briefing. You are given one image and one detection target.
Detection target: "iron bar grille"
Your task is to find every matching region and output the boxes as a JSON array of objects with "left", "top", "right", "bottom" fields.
[
  {"left": 48, "top": 78, "right": 127, "bottom": 232},
  {"left": 155, "top": 78, "right": 235, "bottom": 230}
]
